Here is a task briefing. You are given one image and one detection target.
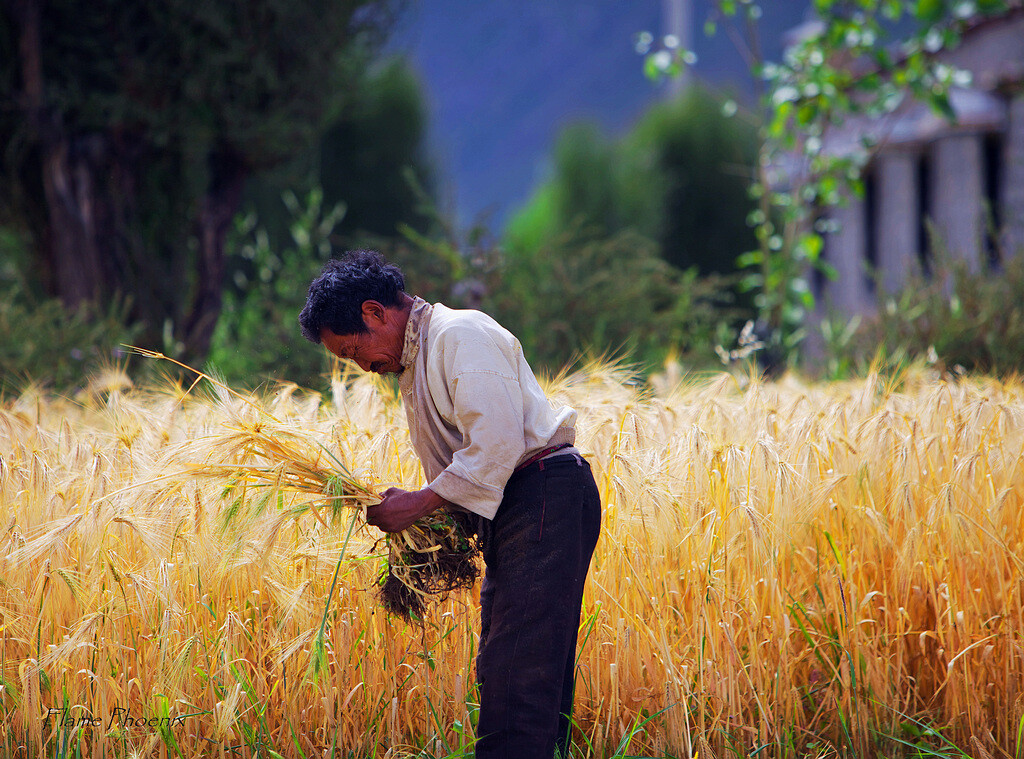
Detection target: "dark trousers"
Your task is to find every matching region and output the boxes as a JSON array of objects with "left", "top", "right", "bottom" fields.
[{"left": 464, "top": 454, "right": 602, "bottom": 759}]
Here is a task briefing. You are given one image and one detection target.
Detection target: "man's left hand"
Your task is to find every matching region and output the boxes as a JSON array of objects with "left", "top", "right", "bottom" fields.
[{"left": 368, "top": 487, "right": 448, "bottom": 533}]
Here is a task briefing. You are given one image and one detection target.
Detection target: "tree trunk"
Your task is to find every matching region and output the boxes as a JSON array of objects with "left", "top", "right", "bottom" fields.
[
  {"left": 15, "top": 0, "right": 108, "bottom": 311},
  {"left": 41, "top": 138, "right": 111, "bottom": 308},
  {"left": 13, "top": 0, "right": 240, "bottom": 362},
  {"left": 182, "top": 151, "right": 247, "bottom": 361}
]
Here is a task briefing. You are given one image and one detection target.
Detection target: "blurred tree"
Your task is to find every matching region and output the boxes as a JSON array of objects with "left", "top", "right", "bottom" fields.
[
  {"left": 646, "top": 0, "right": 1013, "bottom": 368},
  {"left": 323, "top": 58, "right": 436, "bottom": 241},
  {"left": 208, "top": 188, "right": 346, "bottom": 389},
  {"left": 208, "top": 57, "right": 437, "bottom": 387},
  {"left": 505, "top": 84, "right": 758, "bottom": 277},
  {"left": 504, "top": 124, "right": 660, "bottom": 256},
  {"left": 628, "top": 87, "right": 758, "bottom": 275},
  {"left": 240, "top": 57, "right": 436, "bottom": 253},
  {"left": 549, "top": 123, "right": 664, "bottom": 245},
  {"left": 0, "top": 0, "right": 397, "bottom": 360}
]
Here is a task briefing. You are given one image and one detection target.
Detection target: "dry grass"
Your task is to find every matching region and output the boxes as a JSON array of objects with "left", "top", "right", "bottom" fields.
[{"left": 2, "top": 361, "right": 1023, "bottom": 758}]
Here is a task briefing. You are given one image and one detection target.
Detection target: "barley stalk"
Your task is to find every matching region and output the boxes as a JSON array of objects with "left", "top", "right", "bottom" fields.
[{"left": 3, "top": 361, "right": 1024, "bottom": 757}]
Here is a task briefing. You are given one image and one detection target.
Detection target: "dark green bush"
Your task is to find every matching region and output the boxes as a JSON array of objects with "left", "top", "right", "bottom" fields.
[
  {"left": 0, "top": 228, "right": 140, "bottom": 394},
  {"left": 241, "top": 56, "right": 436, "bottom": 259},
  {"left": 207, "top": 189, "right": 344, "bottom": 390},
  {"left": 381, "top": 222, "right": 740, "bottom": 374},
  {"left": 320, "top": 58, "right": 436, "bottom": 241},
  {"left": 0, "top": 289, "right": 139, "bottom": 395},
  {"left": 489, "top": 230, "right": 739, "bottom": 372},
  {"left": 505, "top": 85, "right": 759, "bottom": 278},
  {"left": 627, "top": 87, "right": 759, "bottom": 276}
]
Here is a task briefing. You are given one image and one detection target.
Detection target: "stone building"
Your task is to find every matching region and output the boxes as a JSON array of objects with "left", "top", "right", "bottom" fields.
[{"left": 815, "top": 8, "right": 1024, "bottom": 319}]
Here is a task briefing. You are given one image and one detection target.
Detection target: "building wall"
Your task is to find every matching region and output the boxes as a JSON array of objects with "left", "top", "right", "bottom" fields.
[{"left": 818, "top": 11, "right": 1024, "bottom": 319}]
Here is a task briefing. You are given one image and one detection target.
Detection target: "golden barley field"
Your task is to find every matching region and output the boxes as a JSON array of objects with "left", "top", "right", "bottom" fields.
[{"left": 2, "top": 362, "right": 1023, "bottom": 758}]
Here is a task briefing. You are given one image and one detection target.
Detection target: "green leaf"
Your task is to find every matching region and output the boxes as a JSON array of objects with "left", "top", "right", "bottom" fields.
[
  {"left": 643, "top": 55, "right": 663, "bottom": 81},
  {"left": 882, "top": 0, "right": 904, "bottom": 20},
  {"left": 740, "top": 272, "right": 764, "bottom": 291},
  {"left": 915, "top": 0, "right": 944, "bottom": 22},
  {"left": 798, "top": 233, "right": 824, "bottom": 262},
  {"left": 736, "top": 250, "right": 764, "bottom": 268},
  {"left": 929, "top": 91, "right": 957, "bottom": 122}
]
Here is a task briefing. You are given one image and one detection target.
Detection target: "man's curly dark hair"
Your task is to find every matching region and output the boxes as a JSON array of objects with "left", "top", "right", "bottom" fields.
[{"left": 298, "top": 250, "right": 406, "bottom": 343}]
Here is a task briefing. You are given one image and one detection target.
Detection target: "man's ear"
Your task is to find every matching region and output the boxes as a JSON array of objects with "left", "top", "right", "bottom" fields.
[{"left": 361, "top": 300, "right": 386, "bottom": 326}]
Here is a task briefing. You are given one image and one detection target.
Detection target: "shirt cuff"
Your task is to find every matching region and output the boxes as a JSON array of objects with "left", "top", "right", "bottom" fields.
[{"left": 428, "top": 469, "right": 504, "bottom": 520}]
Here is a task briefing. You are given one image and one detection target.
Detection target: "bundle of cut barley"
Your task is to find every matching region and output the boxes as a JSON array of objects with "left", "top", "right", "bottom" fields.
[{"left": 140, "top": 349, "right": 480, "bottom": 620}]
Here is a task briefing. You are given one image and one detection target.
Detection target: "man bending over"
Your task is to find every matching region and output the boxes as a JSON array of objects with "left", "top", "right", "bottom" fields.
[{"left": 298, "top": 250, "right": 601, "bottom": 759}]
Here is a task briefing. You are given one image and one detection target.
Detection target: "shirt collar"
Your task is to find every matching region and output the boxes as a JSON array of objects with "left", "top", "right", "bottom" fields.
[{"left": 399, "top": 296, "right": 431, "bottom": 369}]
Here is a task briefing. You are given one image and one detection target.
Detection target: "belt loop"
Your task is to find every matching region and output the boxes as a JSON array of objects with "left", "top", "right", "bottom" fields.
[
  {"left": 573, "top": 453, "right": 583, "bottom": 466},
  {"left": 538, "top": 459, "right": 545, "bottom": 472}
]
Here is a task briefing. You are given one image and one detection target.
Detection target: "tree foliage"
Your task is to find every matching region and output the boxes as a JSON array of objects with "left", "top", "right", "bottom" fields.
[
  {"left": 208, "top": 189, "right": 345, "bottom": 389},
  {"left": 242, "top": 56, "right": 439, "bottom": 250},
  {"left": 209, "top": 57, "right": 438, "bottom": 389},
  {"left": 647, "top": 0, "right": 1014, "bottom": 367},
  {"left": 322, "top": 58, "right": 437, "bottom": 242},
  {"left": 505, "top": 85, "right": 759, "bottom": 278},
  {"left": 628, "top": 87, "right": 759, "bottom": 275},
  {"left": 489, "top": 230, "right": 739, "bottom": 370},
  {"left": 0, "top": 0, "right": 397, "bottom": 361}
]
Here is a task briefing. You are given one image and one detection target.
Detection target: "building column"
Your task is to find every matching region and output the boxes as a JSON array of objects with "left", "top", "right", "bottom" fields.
[
  {"left": 875, "top": 150, "right": 920, "bottom": 294},
  {"left": 1002, "top": 94, "right": 1024, "bottom": 257},
  {"left": 931, "top": 132, "right": 985, "bottom": 269},
  {"left": 824, "top": 195, "right": 874, "bottom": 317}
]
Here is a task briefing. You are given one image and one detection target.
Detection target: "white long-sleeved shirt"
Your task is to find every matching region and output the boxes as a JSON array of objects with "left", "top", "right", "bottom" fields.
[{"left": 397, "top": 297, "right": 577, "bottom": 519}]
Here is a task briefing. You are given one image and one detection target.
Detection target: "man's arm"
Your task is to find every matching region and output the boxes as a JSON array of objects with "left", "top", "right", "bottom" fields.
[
  {"left": 368, "top": 486, "right": 450, "bottom": 533},
  {"left": 372, "top": 319, "right": 528, "bottom": 528},
  {"left": 425, "top": 364, "right": 525, "bottom": 519}
]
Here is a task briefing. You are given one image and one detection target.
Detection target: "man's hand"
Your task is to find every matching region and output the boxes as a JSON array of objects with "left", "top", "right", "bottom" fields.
[{"left": 367, "top": 487, "right": 449, "bottom": 533}]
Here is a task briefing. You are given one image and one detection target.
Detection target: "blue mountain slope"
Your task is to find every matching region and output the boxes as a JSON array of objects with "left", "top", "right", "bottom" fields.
[{"left": 389, "top": 0, "right": 810, "bottom": 228}]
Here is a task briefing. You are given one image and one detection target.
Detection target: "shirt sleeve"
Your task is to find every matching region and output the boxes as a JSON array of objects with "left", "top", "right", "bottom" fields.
[{"left": 426, "top": 328, "right": 527, "bottom": 520}]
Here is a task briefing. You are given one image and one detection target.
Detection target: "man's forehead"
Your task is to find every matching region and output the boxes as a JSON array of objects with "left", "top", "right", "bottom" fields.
[{"left": 321, "top": 328, "right": 356, "bottom": 347}]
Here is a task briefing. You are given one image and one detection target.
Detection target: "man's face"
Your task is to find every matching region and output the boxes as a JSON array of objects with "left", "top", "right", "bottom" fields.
[{"left": 320, "top": 300, "right": 405, "bottom": 375}]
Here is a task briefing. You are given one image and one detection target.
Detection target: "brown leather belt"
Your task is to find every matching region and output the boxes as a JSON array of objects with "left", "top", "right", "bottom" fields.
[{"left": 513, "top": 442, "right": 573, "bottom": 473}]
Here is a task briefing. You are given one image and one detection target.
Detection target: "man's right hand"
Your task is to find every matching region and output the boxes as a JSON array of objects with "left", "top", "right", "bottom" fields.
[{"left": 368, "top": 486, "right": 448, "bottom": 532}]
